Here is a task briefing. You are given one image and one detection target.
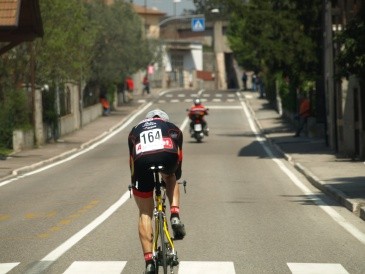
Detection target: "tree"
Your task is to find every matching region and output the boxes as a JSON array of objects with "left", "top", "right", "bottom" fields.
[
  {"left": 224, "top": 0, "right": 321, "bottom": 110},
  {"left": 86, "top": 1, "right": 155, "bottom": 85},
  {"left": 335, "top": 5, "right": 365, "bottom": 83},
  {"left": 35, "top": 0, "right": 95, "bottom": 85}
]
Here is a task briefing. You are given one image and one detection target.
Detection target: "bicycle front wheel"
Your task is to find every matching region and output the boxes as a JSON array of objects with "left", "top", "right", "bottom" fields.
[{"left": 158, "top": 212, "right": 168, "bottom": 274}]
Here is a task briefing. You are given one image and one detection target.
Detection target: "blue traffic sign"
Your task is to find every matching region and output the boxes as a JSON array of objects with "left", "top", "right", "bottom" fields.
[{"left": 191, "top": 18, "right": 205, "bottom": 32}]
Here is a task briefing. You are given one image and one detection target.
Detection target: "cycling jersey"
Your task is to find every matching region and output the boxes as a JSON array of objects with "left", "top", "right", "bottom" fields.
[{"left": 128, "top": 117, "right": 183, "bottom": 197}]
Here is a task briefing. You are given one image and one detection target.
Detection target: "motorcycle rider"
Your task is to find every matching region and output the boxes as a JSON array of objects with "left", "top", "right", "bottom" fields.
[{"left": 188, "top": 98, "right": 209, "bottom": 136}]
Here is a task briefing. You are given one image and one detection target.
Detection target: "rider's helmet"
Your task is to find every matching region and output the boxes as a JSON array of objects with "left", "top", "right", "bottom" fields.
[
  {"left": 194, "top": 98, "right": 201, "bottom": 106},
  {"left": 146, "top": 109, "right": 169, "bottom": 122}
]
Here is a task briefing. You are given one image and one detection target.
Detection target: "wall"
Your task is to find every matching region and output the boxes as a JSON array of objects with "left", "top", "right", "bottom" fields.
[
  {"left": 59, "top": 83, "right": 81, "bottom": 136},
  {"left": 13, "top": 82, "right": 103, "bottom": 151},
  {"left": 342, "top": 76, "right": 364, "bottom": 158},
  {"left": 12, "top": 129, "right": 34, "bottom": 152},
  {"left": 82, "top": 104, "right": 102, "bottom": 125}
]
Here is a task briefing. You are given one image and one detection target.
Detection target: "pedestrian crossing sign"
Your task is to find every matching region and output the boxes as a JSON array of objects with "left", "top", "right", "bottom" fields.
[{"left": 192, "top": 18, "right": 205, "bottom": 32}]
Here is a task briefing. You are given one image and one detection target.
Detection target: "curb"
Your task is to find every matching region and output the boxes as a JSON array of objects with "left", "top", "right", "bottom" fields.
[
  {"left": 243, "top": 93, "right": 365, "bottom": 222},
  {"left": 4, "top": 99, "right": 152, "bottom": 182}
]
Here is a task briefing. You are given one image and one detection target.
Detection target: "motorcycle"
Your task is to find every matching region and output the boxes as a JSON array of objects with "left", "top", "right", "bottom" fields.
[{"left": 187, "top": 108, "right": 209, "bottom": 143}]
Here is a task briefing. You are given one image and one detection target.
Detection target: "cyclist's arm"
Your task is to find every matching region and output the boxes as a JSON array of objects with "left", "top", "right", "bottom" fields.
[
  {"left": 176, "top": 128, "right": 183, "bottom": 180},
  {"left": 167, "top": 123, "right": 183, "bottom": 180}
]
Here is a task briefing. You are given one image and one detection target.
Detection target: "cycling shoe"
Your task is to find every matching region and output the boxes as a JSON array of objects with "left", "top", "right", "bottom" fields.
[{"left": 171, "top": 217, "right": 186, "bottom": 240}]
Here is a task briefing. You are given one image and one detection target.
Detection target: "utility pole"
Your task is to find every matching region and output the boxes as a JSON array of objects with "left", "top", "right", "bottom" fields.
[
  {"left": 144, "top": 0, "right": 147, "bottom": 36},
  {"left": 29, "top": 42, "right": 43, "bottom": 147}
]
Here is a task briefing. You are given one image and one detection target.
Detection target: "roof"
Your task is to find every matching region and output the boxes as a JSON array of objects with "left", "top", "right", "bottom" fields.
[
  {"left": 133, "top": 4, "right": 166, "bottom": 16},
  {"left": 0, "top": 0, "right": 43, "bottom": 55},
  {"left": 0, "top": 0, "right": 20, "bottom": 27}
]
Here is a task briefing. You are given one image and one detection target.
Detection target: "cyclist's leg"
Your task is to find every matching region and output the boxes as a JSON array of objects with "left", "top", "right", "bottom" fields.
[
  {"left": 134, "top": 195, "right": 154, "bottom": 253},
  {"left": 134, "top": 194, "right": 155, "bottom": 272},
  {"left": 132, "top": 157, "right": 156, "bottom": 271},
  {"left": 161, "top": 173, "right": 180, "bottom": 208},
  {"left": 161, "top": 173, "right": 186, "bottom": 239}
]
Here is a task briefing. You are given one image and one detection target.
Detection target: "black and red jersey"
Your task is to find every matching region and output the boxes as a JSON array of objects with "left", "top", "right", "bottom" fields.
[
  {"left": 128, "top": 117, "right": 183, "bottom": 161},
  {"left": 128, "top": 117, "right": 183, "bottom": 196}
]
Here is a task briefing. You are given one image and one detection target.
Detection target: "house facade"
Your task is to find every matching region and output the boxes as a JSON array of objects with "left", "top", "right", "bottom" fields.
[{"left": 324, "top": 0, "right": 365, "bottom": 159}]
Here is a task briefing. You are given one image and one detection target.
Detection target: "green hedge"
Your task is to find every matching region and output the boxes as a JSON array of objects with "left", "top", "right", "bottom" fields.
[{"left": 0, "top": 88, "right": 31, "bottom": 151}]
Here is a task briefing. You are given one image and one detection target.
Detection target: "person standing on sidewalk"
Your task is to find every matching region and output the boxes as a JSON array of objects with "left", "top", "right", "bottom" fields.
[
  {"left": 294, "top": 93, "right": 311, "bottom": 137},
  {"left": 142, "top": 74, "right": 150, "bottom": 96},
  {"left": 125, "top": 76, "right": 134, "bottom": 102},
  {"left": 241, "top": 71, "right": 248, "bottom": 90}
]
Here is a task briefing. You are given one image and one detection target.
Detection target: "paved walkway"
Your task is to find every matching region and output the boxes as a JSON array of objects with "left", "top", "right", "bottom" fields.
[
  {"left": 1, "top": 88, "right": 364, "bottom": 221},
  {"left": 243, "top": 90, "right": 365, "bottom": 221}
]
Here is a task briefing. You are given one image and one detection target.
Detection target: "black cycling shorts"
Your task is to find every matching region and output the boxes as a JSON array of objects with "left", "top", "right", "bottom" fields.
[{"left": 132, "top": 151, "right": 179, "bottom": 197}]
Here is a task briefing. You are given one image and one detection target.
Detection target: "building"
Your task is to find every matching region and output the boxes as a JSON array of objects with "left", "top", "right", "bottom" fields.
[
  {"left": 0, "top": 0, "right": 43, "bottom": 55},
  {"left": 157, "top": 14, "right": 233, "bottom": 90},
  {"left": 324, "top": 0, "right": 365, "bottom": 159}
]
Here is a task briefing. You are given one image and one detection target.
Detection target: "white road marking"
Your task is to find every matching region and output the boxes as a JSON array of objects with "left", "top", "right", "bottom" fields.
[
  {"left": 215, "top": 93, "right": 223, "bottom": 97},
  {"left": 212, "top": 98, "right": 221, "bottom": 102},
  {"left": 287, "top": 263, "right": 349, "bottom": 274},
  {"left": 207, "top": 106, "right": 242, "bottom": 109},
  {"left": 41, "top": 192, "right": 130, "bottom": 262},
  {"left": 137, "top": 99, "right": 146, "bottom": 103},
  {"left": 63, "top": 261, "right": 127, "bottom": 274},
  {"left": 178, "top": 261, "right": 235, "bottom": 274},
  {"left": 0, "top": 261, "right": 352, "bottom": 274},
  {"left": 180, "top": 117, "right": 189, "bottom": 131},
  {"left": 157, "top": 100, "right": 166, "bottom": 103},
  {"left": 237, "top": 91, "right": 365, "bottom": 245},
  {"left": 0, "top": 102, "right": 154, "bottom": 188},
  {"left": 171, "top": 99, "right": 180, "bottom": 103},
  {"left": 178, "top": 94, "right": 186, "bottom": 97},
  {"left": 0, "top": 263, "right": 19, "bottom": 274}
]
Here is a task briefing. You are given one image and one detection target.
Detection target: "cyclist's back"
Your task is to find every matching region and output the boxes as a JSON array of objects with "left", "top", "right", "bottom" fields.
[{"left": 128, "top": 116, "right": 182, "bottom": 195}]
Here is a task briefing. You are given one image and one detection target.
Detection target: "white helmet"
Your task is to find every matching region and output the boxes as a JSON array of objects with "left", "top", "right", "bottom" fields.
[
  {"left": 194, "top": 98, "right": 201, "bottom": 106},
  {"left": 146, "top": 109, "right": 169, "bottom": 122}
]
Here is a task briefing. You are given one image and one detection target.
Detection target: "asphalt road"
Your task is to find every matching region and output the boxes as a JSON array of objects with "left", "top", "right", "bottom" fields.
[{"left": 1, "top": 89, "right": 365, "bottom": 274}]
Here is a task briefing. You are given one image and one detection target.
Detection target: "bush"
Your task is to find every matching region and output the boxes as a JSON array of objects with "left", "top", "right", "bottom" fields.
[
  {"left": 276, "top": 73, "right": 297, "bottom": 113},
  {"left": 0, "top": 88, "right": 32, "bottom": 150}
]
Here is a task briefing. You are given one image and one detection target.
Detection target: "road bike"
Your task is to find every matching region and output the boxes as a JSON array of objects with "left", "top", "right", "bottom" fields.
[{"left": 129, "top": 165, "right": 187, "bottom": 274}]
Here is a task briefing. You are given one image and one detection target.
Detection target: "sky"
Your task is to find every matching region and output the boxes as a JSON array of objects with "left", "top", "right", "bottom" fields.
[{"left": 132, "top": 0, "right": 196, "bottom": 16}]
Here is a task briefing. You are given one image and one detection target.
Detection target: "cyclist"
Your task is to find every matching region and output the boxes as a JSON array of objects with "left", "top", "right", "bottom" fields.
[
  {"left": 188, "top": 98, "right": 209, "bottom": 136},
  {"left": 128, "top": 109, "right": 186, "bottom": 274}
]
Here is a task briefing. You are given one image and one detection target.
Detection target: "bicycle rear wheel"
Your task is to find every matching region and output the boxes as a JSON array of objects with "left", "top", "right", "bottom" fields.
[{"left": 158, "top": 212, "right": 168, "bottom": 274}]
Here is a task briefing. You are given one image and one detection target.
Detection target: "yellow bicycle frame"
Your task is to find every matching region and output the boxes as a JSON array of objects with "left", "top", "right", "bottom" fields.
[{"left": 153, "top": 192, "right": 175, "bottom": 255}]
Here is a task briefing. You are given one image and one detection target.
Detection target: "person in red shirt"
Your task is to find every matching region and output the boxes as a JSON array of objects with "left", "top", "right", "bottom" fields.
[
  {"left": 125, "top": 76, "right": 134, "bottom": 101},
  {"left": 294, "top": 93, "right": 311, "bottom": 137},
  {"left": 188, "top": 98, "right": 209, "bottom": 136},
  {"left": 142, "top": 74, "right": 150, "bottom": 96},
  {"left": 99, "top": 95, "right": 110, "bottom": 116}
]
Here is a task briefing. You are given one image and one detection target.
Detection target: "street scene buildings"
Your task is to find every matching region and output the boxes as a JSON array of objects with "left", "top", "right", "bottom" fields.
[{"left": 0, "top": 0, "right": 364, "bottom": 161}]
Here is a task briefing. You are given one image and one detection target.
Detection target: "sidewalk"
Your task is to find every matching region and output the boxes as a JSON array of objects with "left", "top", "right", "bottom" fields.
[
  {"left": 0, "top": 89, "right": 161, "bottom": 181},
  {"left": 243, "top": 90, "right": 365, "bottom": 221},
  {"left": 1, "top": 88, "right": 364, "bottom": 221}
]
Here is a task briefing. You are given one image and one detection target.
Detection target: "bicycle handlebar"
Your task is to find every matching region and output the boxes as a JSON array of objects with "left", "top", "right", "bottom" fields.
[{"left": 179, "top": 180, "right": 187, "bottom": 193}]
